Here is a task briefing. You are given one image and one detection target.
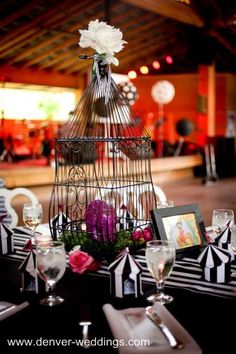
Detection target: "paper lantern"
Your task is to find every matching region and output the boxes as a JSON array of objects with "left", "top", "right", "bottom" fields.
[
  {"left": 118, "top": 81, "right": 138, "bottom": 106},
  {"left": 151, "top": 80, "right": 175, "bottom": 104},
  {"left": 176, "top": 119, "right": 194, "bottom": 137}
]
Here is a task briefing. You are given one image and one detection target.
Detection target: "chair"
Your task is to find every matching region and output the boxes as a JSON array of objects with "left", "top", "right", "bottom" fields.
[{"left": 0, "top": 178, "right": 38, "bottom": 227}]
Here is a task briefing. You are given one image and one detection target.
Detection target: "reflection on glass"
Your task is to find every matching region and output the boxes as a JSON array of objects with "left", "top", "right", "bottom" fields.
[
  {"left": 22, "top": 203, "right": 43, "bottom": 243},
  {"left": 36, "top": 241, "right": 66, "bottom": 306},
  {"left": 145, "top": 240, "right": 175, "bottom": 304}
]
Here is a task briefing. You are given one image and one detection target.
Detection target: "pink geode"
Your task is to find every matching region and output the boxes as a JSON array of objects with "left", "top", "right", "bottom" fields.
[{"left": 85, "top": 200, "right": 117, "bottom": 242}]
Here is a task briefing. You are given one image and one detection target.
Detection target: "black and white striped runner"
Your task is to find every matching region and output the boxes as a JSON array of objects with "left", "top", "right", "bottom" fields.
[{"left": 4, "top": 231, "right": 236, "bottom": 300}]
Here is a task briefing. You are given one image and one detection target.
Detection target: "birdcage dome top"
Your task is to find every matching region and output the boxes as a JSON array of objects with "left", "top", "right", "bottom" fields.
[{"left": 60, "top": 58, "right": 148, "bottom": 141}]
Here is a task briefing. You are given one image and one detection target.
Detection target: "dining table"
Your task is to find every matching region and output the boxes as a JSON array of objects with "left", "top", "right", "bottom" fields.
[{"left": 0, "top": 228, "right": 236, "bottom": 354}]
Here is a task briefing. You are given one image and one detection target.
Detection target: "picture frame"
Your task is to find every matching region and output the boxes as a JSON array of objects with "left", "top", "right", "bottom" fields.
[{"left": 150, "top": 203, "right": 207, "bottom": 255}]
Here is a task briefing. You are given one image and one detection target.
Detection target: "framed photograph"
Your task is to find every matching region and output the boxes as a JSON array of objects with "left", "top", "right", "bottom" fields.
[{"left": 150, "top": 204, "right": 206, "bottom": 254}]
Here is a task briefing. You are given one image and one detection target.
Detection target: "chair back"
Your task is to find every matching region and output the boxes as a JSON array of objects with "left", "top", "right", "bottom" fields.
[{"left": 0, "top": 178, "right": 38, "bottom": 227}]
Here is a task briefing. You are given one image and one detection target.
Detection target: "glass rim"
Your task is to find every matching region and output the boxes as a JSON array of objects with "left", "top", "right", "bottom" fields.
[
  {"left": 146, "top": 239, "right": 175, "bottom": 246},
  {"left": 23, "top": 202, "right": 42, "bottom": 207},
  {"left": 156, "top": 200, "right": 174, "bottom": 206},
  {"left": 36, "top": 241, "right": 65, "bottom": 249},
  {"left": 213, "top": 209, "right": 234, "bottom": 213}
]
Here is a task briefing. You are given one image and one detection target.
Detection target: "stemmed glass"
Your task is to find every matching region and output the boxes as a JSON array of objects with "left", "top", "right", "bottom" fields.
[
  {"left": 156, "top": 200, "right": 174, "bottom": 208},
  {"left": 212, "top": 209, "right": 234, "bottom": 234},
  {"left": 36, "top": 241, "right": 67, "bottom": 306},
  {"left": 145, "top": 240, "right": 175, "bottom": 304},
  {"left": 22, "top": 203, "right": 43, "bottom": 244}
]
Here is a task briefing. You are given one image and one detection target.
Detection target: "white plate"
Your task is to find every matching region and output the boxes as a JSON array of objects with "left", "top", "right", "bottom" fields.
[{"left": 103, "top": 303, "right": 202, "bottom": 354}]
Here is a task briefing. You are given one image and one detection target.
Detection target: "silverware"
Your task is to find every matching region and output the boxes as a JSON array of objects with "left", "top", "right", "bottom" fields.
[
  {"left": 79, "top": 320, "right": 92, "bottom": 348},
  {"left": 145, "top": 306, "right": 184, "bottom": 350},
  {"left": 79, "top": 303, "right": 92, "bottom": 349}
]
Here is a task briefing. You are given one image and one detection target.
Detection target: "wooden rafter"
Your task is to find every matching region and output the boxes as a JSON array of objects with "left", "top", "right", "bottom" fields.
[
  {"left": 121, "top": 0, "right": 204, "bottom": 27},
  {"left": 8, "top": 0, "right": 93, "bottom": 64},
  {"left": 0, "top": 0, "right": 235, "bottom": 85},
  {"left": 0, "top": 0, "right": 43, "bottom": 28}
]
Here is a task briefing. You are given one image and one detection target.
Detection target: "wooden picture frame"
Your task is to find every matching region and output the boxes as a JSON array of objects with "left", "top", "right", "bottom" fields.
[{"left": 150, "top": 204, "right": 207, "bottom": 254}]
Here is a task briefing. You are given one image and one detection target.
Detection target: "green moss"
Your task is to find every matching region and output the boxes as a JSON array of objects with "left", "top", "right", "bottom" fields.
[{"left": 59, "top": 229, "right": 145, "bottom": 261}]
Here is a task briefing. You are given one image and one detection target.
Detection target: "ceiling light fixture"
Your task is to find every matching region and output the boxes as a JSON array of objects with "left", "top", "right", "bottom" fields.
[
  {"left": 140, "top": 66, "right": 149, "bottom": 74},
  {"left": 152, "top": 61, "right": 161, "bottom": 70},
  {"left": 165, "top": 55, "right": 173, "bottom": 64},
  {"left": 128, "top": 70, "right": 137, "bottom": 79}
]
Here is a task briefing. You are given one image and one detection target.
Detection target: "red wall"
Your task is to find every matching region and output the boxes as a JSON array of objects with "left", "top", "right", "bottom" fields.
[{"left": 131, "top": 73, "right": 228, "bottom": 146}]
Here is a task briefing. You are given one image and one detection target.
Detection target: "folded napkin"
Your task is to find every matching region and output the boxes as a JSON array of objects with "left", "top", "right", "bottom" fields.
[
  {"left": 103, "top": 303, "right": 202, "bottom": 354},
  {"left": 0, "top": 301, "right": 29, "bottom": 322}
]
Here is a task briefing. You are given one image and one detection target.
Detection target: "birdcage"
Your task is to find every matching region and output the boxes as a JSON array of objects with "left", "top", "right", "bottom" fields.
[{"left": 49, "top": 55, "right": 158, "bottom": 253}]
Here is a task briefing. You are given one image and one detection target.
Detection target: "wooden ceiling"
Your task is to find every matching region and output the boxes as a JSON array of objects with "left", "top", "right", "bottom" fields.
[{"left": 0, "top": 0, "right": 236, "bottom": 88}]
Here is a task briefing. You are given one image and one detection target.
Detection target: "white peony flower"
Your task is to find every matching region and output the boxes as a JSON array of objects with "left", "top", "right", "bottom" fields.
[{"left": 79, "top": 19, "right": 127, "bottom": 66}]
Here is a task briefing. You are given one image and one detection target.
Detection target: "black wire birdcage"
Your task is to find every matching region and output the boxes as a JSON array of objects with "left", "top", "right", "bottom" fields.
[{"left": 49, "top": 55, "right": 157, "bottom": 251}]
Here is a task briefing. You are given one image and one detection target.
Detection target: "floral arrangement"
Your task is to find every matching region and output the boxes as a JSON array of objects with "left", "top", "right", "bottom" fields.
[
  {"left": 60, "top": 200, "right": 153, "bottom": 274},
  {"left": 79, "top": 19, "right": 127, "bottom": 66}
]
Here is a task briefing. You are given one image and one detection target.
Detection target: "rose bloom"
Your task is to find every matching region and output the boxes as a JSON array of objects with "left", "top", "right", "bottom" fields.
[
  {"left": 132, "top": 227, "right": 153, "bottom": 242},
  {"left": 79, "top": 19, "right": 127, "bottom": 65},
  {"left": 69, "top": 249, "right": 100, "bottom": 274}
]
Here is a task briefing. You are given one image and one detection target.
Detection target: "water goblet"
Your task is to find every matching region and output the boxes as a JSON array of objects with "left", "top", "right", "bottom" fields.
[
  {"left": 156, "top": 200, "right": 174, "bottom": 209},
  {"left": 36, "top": 241, "right": 67, "bottom": 306},
  {"left": 145, "top": 240, "right": 175, "bottom": 304},
  {"left": 23, "top": 202, "right": 43, "bottom": 244},
  {"left": 212, "top": 209, "right": 234, "bottom": 234},
  {"left": 35, "top": 233, "right": 52, "bottom": 247}
]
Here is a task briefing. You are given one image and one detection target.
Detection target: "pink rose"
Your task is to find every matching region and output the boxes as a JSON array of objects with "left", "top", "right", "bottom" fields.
[
  {"left": 132, "top": 229, "right": 142, "bottom": 240},
  {"left": 69, "top": 249, "right": 100, "bottom": 274},
  {"left": 143, "top": 227, "right": 153, "bottom": 242},
  {"left": 131, "top": 227, "right": 153, "bottom": 242}
]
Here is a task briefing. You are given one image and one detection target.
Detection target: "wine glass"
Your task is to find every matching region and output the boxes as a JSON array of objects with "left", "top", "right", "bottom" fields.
[
  {"left": 156, "top": 200, "right": 174, "bottom": 208},
  {"left": 212, "top": 209, "right": 234, "bottom": 234},
  {"left": 22, "top": 203, "right": 43, "bottom": 244},
  {"left": 36, "top": 241, "right": 67, "bottom": 306},
  {"left": 145, "top": 240, "right": 175, "bottom": 304}
]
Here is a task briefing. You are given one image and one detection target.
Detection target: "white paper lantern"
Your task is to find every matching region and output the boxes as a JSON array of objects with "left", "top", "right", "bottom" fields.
[{"left": 151, "top": 80, "right": 175, "bottom": 104}]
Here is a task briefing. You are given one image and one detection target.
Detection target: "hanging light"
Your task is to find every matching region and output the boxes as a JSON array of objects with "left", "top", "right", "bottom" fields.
[
  {"left": 152, "top": 61, "right": 161, "bottom": 70},
  {"left": 165, "top": 55, "right": 173, "bottom": 64},
  {"left": 140, "top": 66, "right": 149, "bottom": 74},
  {"left": 128, "top": 70, "right": 137, "bottom": 79}
]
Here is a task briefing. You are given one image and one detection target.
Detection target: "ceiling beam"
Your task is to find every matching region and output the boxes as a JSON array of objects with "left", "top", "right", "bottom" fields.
[
  {"left": 0, "top": 0, "right": 43, "bottom": 28},
  {"left": 209, "top": 29, "right": 236, "bottom": 57},
  {"left": 121, "top": 0, "right": 204, "bottom": 27},
  {"left": 191, "top": 0, "right": 236, "bottom": 58},
  {"left": 8, "top": 0, "right": 94, "bottom": 64}
]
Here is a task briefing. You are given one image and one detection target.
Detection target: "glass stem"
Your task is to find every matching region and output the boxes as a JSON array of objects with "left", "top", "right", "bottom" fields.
[
  {"left": 47, "top": 282, "right": 56, "bottom": 298},
  {"left": 156, "top": 279, "right": 165, "bottom": 297},
  {"left": 31, "top": 227, "right": 35, "bottom": 242}
]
